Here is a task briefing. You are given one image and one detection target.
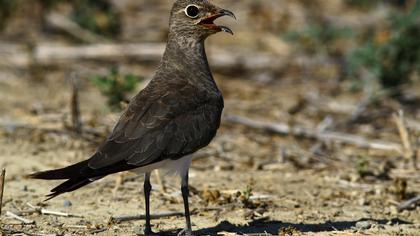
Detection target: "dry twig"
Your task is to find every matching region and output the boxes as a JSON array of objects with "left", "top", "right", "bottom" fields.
[
  {"left": 398, "top": 195, "right": 420, "bottom": 212},
  {"left": 46, "top": 12, "right": 108, "bottom": 43},
  {"left": 70, "top": 72, "right": 83, "bottom": 134},
  {"left": 110, "top": 212, "right": 184, "bottom": 223},
  {"left": 393, "top": 110, "right": 418, "bottom": 169},
  {"left": 225, "top": 115, "right": 402, "bottom": 152},
  {"left": 5, "top": 211, "right": 35, "bottom": 224},
  {"left": 0, "top": 43, "right": 285, "bottom": 74},
  {"left": 0, "top": 119, "right": 105, "bottom": 144},
  {"left": 155, "top": 170, "right": 167, "bottom": 193},
  {"left": 62, "top": 224, "right": 89, "bottom": 229},
  {"left": 0, "top": 168, "right": 5, "bottom": 216},
  {"left": 61, "top": 224, "right": 107, "bottom": 234},
  {"left": 305, "top": 93, "right": 420, "bottom": 133},
  {"left": 26, "top": 203, "right": 82, "bottom": 218}
]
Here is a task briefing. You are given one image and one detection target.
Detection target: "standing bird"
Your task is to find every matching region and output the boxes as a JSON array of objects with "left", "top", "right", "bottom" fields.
[{"left": 28, "top": 0, "right": 235, "bottom": 235}]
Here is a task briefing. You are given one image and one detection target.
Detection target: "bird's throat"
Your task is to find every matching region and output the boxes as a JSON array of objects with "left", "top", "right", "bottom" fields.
[{"left": 161, "top": 37, "right": 214, "bottom": 82}]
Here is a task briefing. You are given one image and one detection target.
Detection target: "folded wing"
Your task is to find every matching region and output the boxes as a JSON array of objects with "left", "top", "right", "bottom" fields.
[{"left": 88, "top": 79, "right": 223, "bottom": 171}]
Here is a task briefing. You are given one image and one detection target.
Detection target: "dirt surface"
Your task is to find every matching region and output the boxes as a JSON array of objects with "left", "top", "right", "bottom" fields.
[
  {"left": 1, "top": 0, "right": 420, "bottom": 235},
  {"left": 0, "top": 74, "right": 419, "bottom": 236}
]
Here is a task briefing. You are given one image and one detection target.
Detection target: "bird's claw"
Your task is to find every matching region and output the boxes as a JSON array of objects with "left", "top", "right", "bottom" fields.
[
  {"left": 177, "top": 228, "right": 193, "bottom": 236},
  {"left": 137, "top": 228, "right": 159, "bottom": 236}
]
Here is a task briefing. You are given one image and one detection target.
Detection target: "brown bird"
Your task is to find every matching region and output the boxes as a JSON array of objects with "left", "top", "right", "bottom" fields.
[{"left": 28, "top": 0, "right": 235, "bottom": 235}]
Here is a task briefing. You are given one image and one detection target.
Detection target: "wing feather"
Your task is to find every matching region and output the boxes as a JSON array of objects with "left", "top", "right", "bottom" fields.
[{"left": 88, "top": 80, "right": 223, "bottom": 171}]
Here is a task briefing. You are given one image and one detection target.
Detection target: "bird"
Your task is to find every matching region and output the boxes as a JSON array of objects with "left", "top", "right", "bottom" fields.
[{"left": 28, "top": 0, "right": 235, "bottom": 235}]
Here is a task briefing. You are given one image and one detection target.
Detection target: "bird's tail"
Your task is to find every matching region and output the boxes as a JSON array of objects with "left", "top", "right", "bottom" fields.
[
  {"left": 27, "top": 160, "right": 98, "bottom": 200},
  {"left": 44, "top": 177, "right": 96, "bottom": 200},
  {"left": 27, "top": 160, "right": 90, "bottom": 180}
]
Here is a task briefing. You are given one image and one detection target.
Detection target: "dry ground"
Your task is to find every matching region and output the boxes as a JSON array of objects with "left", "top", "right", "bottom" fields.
[{"left": 0, "top": 72, "right": 419, "bottom": 235}]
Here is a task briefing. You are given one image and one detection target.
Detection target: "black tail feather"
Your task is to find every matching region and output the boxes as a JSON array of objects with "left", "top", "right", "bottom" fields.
[
  {"left": 27, "top": 160, "right": 89, "bottom": 180},
  {"left": 28, "top": 159, "right": 133, "bottom": 201},
  {"left": 27, "top": 160, "right": 96, "bottom": 200},
  {"left": 45, "top": 177, "right": 94, "bottom": 201}
]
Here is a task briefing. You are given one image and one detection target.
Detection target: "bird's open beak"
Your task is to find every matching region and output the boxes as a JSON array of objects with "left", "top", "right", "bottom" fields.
[{"left": 197, "top": 9, "right": 236, "bottom": 35}]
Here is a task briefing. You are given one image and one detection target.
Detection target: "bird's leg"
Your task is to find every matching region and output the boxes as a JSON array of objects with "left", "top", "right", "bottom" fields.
[
  {"left": 143, "top": 172, "right": 155, "bottom": 235},
  {"left": 178, "top": 171, "right": 193, "bottom": 236}
]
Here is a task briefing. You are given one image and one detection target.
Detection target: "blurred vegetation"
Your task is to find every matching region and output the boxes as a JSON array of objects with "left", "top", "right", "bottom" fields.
[
  {"left": 0, "top": 0, "right": 16, "bottom": 29},
  {"left": 356, "top": 155, "right": 373, "bottom": 178},
  {"left": 283, "top": 1, "right": 419, "bottom": 97},
  {"left": 0, "top": 0, "right": 120, "bottom": 37},
  {"left": 89, "top": 68, "right": 142, "bottom": 111},
  {"left": 347, "top": 3, "right": 420, "bottom": 94},
  {"left": 345, "top": 0, "right": 383, "bottom": 9},
  {"left": 39, "top": 0, "right": 66, "bottom": 9},
  {"left": 283, "top": 22, "right": 353, "bottom": 56},
  {"left": 1, "top": 0, "right": 419, "bottom": 97},
  {"left": 345, "top": 0, "right": 410, "bottom": 9},
  {"left": 70, "top": 0, "right": 120, "bottom": 38}
]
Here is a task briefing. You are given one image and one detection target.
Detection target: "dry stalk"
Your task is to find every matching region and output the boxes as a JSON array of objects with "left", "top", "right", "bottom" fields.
[
  {"left": 225, "top": 114, "right": 402, "bottom": 152},
  {"left": 62, "top": 224, "right": 89, "bottom": 229},
  {"left": 0, "top": 168, "right": 5, "bottom": 216},
  {"left": 5, "top": 211, "right": 34, "bottom": 224},
  {"left": 155, "top": 170, "right": 167, "bottom": 193},
  {"left": 46, "top": 12, "right": 108, "bottom": 44},
  {"left": 26, "top": 202, "right": 82, "bottom": 218},
  {"left": 392, "top": 110, "right": 418, "bottom": 169},
  {"left": 1, "top": 43, "right": 285, "bottom": 74},
  {"left": 398, "top": 195, "right": 420, "bottom": 212},
  {"left": 110, "top": 211, "right": 184, "bottom": 223},
  {"left": 70, "top": 72, "right": 82, "bottom": 135}
]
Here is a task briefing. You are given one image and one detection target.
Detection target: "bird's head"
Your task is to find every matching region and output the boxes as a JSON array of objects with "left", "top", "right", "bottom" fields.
[{"left": 169, "top": 0, "right": 236, "bottom": 41}]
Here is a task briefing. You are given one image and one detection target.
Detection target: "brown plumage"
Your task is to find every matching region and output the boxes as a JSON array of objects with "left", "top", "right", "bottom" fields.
[{"left": 28, "top": 0, "right": 235, "bottom": 235}]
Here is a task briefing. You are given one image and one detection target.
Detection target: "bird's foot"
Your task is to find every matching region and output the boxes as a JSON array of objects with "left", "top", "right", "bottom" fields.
[
  {"left": 177, "top": 228, "right": 193, "bottom": 236},
  {"left": 137, "top": 228, "right": 159, "bottom": 236}
]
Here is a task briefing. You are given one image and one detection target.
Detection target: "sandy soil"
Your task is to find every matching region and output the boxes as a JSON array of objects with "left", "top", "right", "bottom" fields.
[{"left": 0, "top": 73, "right": 419, "bottom": 236}]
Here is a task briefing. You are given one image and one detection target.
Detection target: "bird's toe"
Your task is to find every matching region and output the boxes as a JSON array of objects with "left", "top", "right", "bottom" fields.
[
  {"left": 137, "top": 228, "right": 159, "bottom": 236},
  {"left": 177, "top": 228, "right": 194, "bottom": 236}
]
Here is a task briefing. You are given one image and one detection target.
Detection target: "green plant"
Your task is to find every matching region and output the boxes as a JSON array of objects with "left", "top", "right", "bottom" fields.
[
  {"left": 0, "top": 0, "right": 120, "bottom": 37},
  {"left": 90, "top": 68, "right": 141, "bottom": 111},
  {"left": 71, "top": 0, "right": 120, "bottom": 37},
  {"left": 39, "top": 0, "right": 67, "bottom": 9},
  {"left": 283, "top": 23, "right": 354, "bottom": 55},
  {"left": 356, "top": 156, "right": 373, "bottom": 178},
  {"left": 345, "top": 0, "right": 382, "bottom": 9},
  {"left": 237, "top": 184, "right": 256, "bottom": 208},
  {"left": 242, "top": 185, "right": 253, "bottom": 202},
  {"left": 347, "top": 3, "right": 420, "bottom": 93},
  {"left": 345, "top": 0, "right": 409, "bottom": 9}
]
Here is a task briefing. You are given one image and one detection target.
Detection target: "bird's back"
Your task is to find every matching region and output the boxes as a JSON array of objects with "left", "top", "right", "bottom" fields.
[{"left": 89, "top": 71, "right": 224, "bottom": 169}]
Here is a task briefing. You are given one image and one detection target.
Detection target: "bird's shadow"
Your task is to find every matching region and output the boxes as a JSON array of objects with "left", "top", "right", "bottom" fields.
[{"left": 158, "top": 218, "right": 412, "bottom": 236}]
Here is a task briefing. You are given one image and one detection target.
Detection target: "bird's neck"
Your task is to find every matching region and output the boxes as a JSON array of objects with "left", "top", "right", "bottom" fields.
[{"left": 160, "top": 36, "right": 215, "bottom": 84}]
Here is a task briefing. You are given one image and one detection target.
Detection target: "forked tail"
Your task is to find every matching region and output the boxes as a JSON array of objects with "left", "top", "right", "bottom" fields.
[{"left": 27, "top": 160, "right": 97, "bottom": 200}]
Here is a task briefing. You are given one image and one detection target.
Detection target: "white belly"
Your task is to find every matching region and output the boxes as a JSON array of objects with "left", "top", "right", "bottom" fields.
[{"left": 130, "top": 155, "right": 193, "bottom": 177}]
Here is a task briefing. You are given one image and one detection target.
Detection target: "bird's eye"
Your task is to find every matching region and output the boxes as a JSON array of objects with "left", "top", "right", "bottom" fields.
[{"left": 185, "top": 5, "right": 200, "bottom": 18}]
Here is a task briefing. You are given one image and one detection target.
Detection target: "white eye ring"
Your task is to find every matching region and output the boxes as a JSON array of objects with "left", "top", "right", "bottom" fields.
[{"left": 184, "top": 4, "right": 200, "bottom": 19}]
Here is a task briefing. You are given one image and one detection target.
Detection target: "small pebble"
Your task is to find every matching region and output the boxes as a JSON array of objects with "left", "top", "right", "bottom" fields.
[
  {"left": 355, "top": 220, "right": 373, "bottom": 230},
  {"left": 63, "top": 200, "right": 72, "bottom": 207}
]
